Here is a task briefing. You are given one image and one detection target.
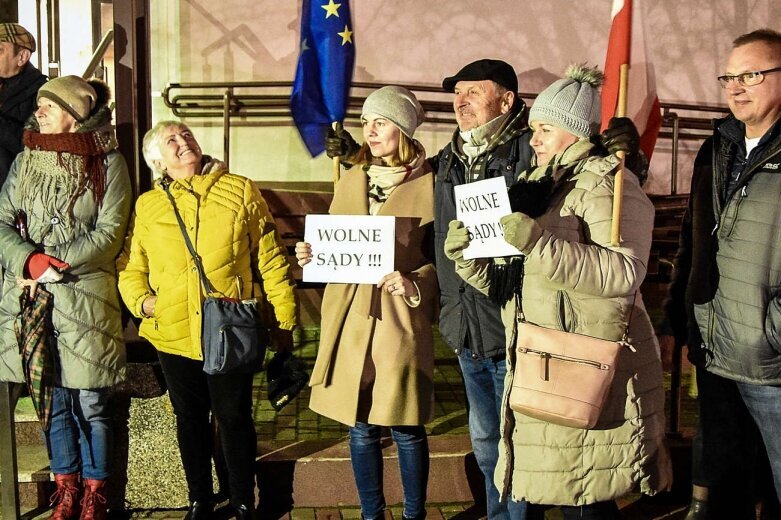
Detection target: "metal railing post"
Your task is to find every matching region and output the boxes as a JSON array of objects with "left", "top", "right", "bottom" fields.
[
  {"left": 670, "top": 111, "right": 680, "bottom": 196},
  {"left": 0, "top": 383, "right": 20, "bottom": 520},
  {"left": 223, "top": 87, "right": 232, "bottom": 169}
]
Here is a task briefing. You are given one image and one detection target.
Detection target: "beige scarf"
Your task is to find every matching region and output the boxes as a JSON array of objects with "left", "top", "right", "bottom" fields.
[{"left": 365, "top": 146, "right": 427, "bottom": 215}]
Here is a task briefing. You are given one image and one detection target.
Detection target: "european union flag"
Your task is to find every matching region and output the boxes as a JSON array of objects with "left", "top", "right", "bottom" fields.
[{"left": 291, "top": 0, "right": 356, "bottom": 157}]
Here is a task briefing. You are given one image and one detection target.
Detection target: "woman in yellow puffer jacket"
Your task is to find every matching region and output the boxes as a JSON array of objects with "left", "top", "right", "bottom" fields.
[{"left": 118, "top": 120, "right": 297, "bottom": 519}]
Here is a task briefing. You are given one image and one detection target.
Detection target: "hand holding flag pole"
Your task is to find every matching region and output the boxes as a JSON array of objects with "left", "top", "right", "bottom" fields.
[
  {"left": 602, "top": 0, "right": 633, "bottom": 246},
  {"left": 610, "top": 64, "right": 629, "bottom": 246},
  {"left": 291, "top": 0, "right": 355, "bottom": 186}
]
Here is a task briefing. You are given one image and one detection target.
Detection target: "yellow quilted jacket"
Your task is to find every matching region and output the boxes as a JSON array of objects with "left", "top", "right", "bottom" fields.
[{"left": 118, "top": 170, "right": 297, "bottom": 360}]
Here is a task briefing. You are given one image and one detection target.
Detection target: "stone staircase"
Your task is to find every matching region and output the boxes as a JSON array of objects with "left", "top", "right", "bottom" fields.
[{"left": 3, "top": 396, "right": 52, "bottom": 514}]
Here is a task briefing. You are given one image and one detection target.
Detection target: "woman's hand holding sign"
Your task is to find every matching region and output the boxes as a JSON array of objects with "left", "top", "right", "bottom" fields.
[
  {"left": 377, "top": 271, "right": 416, "bottom": 298},
  {"left": 295, "top": 242, "right": 313, "bottom": 267}
]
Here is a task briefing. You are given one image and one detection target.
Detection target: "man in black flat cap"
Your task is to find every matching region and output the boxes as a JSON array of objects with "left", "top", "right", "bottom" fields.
[
  {"left": 326, "top": 59, "right": 641, "bottom": 520},
  {"left": 431, "top": 59, "right": 532, "bottom": 520},
  {"left": 0, "top": 22, "right": 46, "bottom": 187}
]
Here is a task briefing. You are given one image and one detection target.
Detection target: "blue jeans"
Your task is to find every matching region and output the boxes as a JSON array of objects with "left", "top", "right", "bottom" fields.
[
  {"left": 349, "top": 422, "right": 428, "bottom": 520},
  {"left": 736, "top": 382, "right": 781, "bottom": 501},
  {"left": 47, "top": 387, "right": 113, "bottom": 480},
  {"left": 458, "top": 348, "right": 527, "bottom": 520}
]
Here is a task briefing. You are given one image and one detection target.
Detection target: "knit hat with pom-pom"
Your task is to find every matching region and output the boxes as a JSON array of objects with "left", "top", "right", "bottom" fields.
[{"left": 528, "top": 64, "right": 604, "bottom": 138}]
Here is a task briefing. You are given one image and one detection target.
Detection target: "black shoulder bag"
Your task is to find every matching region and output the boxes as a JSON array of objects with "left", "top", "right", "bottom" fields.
[{"left": 163, "top": 183, "right": 267, "bottom": 375}]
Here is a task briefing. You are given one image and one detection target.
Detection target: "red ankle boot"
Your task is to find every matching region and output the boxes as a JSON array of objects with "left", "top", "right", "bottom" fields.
[
  {"left": 80, "top": 479, "right": 108, "bottom": 520},
  {"left": 49, "top": 473, "right": 81, "bottom": 520}
]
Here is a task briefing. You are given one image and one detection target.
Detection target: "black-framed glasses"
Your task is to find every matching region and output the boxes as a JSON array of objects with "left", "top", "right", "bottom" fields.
[{"left": 718, "top": 67, "right": 781, "bottom": 88}]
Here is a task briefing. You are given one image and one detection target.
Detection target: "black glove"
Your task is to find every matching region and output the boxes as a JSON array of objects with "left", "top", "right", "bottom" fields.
[
  {"left": 266, "top": 351, "right": 309, "bottom": 411},
  {"left": 270, "top": 327, "right": 295, "bottom": 353},
  {"left": 325, "top": 126, "right": 360, "bottom": 160},
  {"left": 600, "top": 117, "right": 640, "bottom": 157}
]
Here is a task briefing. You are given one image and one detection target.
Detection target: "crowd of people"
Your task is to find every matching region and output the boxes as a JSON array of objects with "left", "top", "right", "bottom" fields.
[{"left": 1, "top": 18, "right": 780, "bottom": 520}]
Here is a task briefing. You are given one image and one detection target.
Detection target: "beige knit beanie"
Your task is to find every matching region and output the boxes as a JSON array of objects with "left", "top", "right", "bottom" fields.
[
  {"left": 528, "top": 64, "right": 604, "bottom": 138},
  {"left": 362, "top": 86, "right": 424, "bottom": 138},
  {"left": 37, "top": 75, "right": 97, "bottom": 122}
]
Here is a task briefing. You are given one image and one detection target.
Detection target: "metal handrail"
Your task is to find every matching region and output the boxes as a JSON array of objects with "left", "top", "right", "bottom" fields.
[
  {"left": 161, "top": 80, "right": 729, "bottom": 196},
  {"left": 82, "top": 29, "right": 114, "bottom": 79}
]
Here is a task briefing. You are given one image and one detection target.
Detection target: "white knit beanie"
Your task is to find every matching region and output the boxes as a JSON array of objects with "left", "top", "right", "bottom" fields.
[
  {"left": 362, "top": 86, "right": 424, "bottom": 138},
  {"left": 528, "top": 64, "right": 604, "bottom": 138}
]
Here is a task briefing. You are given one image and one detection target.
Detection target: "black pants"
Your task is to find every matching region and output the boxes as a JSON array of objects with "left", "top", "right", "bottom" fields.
[
  {"left": 158, "top": 350, "right": 257, "bottom": 507},
  {"left": 691, "top": 367, "right": 760, "bottom": 519},
  {"left": 527, "top": 501, "right": 620, "bottom": 519}
]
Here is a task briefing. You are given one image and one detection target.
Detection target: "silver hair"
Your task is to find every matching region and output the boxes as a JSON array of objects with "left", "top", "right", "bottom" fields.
[{"left": 142, "top": 120, "right": 190, "bottom": 177}]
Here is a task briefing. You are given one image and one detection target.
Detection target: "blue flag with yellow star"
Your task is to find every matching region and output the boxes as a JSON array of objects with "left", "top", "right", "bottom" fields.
[{"left": 291, "top": 0, "right": 356, "bottom": 157}]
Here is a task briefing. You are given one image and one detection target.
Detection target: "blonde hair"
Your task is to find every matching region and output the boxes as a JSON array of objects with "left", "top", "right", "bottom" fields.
[
  {"left": 352, "top": 131, "right": 417, "bottom": 167},
  {"left": 142, "top": 120, "right": 190, "bottom": 177}
]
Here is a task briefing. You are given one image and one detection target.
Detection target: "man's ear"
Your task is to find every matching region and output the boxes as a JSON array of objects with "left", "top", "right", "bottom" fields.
[
  {"left": 500, "top": 90, "right": 515, "bottom": 114},
  {"left": 17, "top": 48, "right": 32, "bottom": 67}
]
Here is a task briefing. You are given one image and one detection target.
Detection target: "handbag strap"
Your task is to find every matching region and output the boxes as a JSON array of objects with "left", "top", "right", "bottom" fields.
[{"left": 162, "top": 180, "right": 217, "bottom": 296}]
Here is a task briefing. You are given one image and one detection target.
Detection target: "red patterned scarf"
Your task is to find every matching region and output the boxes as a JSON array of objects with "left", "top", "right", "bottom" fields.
[{"left": 23, "top": 130, "right": 110, "bottom": 208}]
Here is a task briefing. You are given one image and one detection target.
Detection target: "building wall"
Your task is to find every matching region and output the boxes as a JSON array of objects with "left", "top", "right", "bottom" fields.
[{"left": 22, "top": 1, "right": 781, "bottom": 193}]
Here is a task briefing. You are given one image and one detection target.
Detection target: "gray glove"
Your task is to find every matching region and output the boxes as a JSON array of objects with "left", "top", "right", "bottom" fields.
[
  {"left": 500, "top": 212, "right": 542, "bottom": 254},
  {"left": 444, "top": 220, "right": 471, "bottom": 261}
]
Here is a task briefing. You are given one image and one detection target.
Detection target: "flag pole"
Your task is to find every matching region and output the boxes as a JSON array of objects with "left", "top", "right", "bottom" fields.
[
  {"left": 332, "top": 121, "right": 342, "bottom": 184},
  {"left": 610, "top": 63, "right": 629, "bottom": 246}
]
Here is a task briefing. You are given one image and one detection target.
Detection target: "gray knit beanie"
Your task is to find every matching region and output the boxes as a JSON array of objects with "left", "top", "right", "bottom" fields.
[
  {"left": 528, "top": 64, "right": 604, "bottom": 138},
  {"left": 362, "top": 86, "right": 424, "bottom": 138},
  {"left": 37, "top": 75, "right": 97, "bottom": 122}
]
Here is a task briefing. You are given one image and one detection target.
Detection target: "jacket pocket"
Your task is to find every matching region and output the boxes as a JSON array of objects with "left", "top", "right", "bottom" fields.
[
  {"left": 764, "top": 289, "right": 781, "bottom": 354},
  {"left": 692, "top": 301, "right": 714, "bottom": 354},
  {"left": 718, "top": 188, "right": 748, "bottom": 238},
  {"left": 556, "top": 290, "right": 576, "bottom": 332}
]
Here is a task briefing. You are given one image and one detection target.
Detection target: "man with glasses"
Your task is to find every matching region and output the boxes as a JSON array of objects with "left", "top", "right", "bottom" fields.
[{"left": 660, "top": 28, "right": 781, "bottom": 519}]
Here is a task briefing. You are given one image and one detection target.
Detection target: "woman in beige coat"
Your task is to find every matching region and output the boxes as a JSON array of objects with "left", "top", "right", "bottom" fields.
[
  {"left": 296, "top": 86, "right": 436, "bottom": 520},
  {"left": 445, "top": 65, "right": 672, "bottom": 519}
]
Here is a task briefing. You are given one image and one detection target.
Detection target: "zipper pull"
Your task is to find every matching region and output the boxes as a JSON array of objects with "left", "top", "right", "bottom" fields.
[
  {"left": 540, "top": 352, "right": 550, "bottom": 381},
  {"left": 711, "top": 223, "right": 719, "bottom": 236}
]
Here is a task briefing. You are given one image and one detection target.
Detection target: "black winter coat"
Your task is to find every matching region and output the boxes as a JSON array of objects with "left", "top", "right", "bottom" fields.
[
  {"left": 0, "top": 63, "right": 46, "bottom": 186},
  {"left": 431, "top": 104, "right": 533, "bottom": 359}
]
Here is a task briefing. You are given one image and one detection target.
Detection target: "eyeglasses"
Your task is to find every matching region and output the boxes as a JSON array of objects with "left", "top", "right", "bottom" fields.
[{"left": 717, "top": 67, "right": 781, "bottom": 88}]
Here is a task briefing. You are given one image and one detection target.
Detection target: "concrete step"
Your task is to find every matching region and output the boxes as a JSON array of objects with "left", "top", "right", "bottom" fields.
[
  {"left": 258, "top": 434, "right": 480, "bottom": 510},
  {"left": 0, "top": 442, "right": 52, "bottom": 509},
  {"left": 0, "top": 397, "right": 52, "bottom": 509},
  {"left": 124, "top": 395, "right": 481, "bottom": 510},
  {"left": 14, "top": 397, "right": 45, "bottom": 446}
]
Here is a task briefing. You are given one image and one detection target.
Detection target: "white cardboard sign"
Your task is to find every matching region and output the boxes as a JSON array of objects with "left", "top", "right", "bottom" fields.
[
  {"left": 454, "top": 176, "right": 522, "bottom": 259},
  {"left": 302, "top": 214, "right": 395, "bottom": 284}
]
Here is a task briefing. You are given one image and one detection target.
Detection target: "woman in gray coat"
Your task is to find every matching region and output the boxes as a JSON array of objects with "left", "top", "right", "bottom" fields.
[
  {"left": 446, "top": 65, "right": 671, "bottom": 519},
  {"left": 0, "top": 75, "right": 132, "bottom": 520}
]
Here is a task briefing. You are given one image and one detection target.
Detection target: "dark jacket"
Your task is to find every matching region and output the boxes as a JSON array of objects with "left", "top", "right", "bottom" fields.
[
  {"left": 432, "top": 101, "right": 533, "bottom": 359},
  {"left": 661, "top": 138, "right": 717, "bottom": 366},
  {"left": 665, "top": 114, "right": 781, "bottom": 383},
  {"left": 0, "top": 63, "right": 47, "bottom": 186}
]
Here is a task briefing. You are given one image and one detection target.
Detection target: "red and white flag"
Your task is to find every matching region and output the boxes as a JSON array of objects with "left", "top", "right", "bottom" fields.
[{"left": 601, "top": 0, "right": 661, "bottom": 159}]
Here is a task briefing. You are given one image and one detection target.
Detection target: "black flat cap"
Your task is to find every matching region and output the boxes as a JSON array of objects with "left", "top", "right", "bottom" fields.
[{"left": 442, "top": 59, "right": 518, "bottom": 93}]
